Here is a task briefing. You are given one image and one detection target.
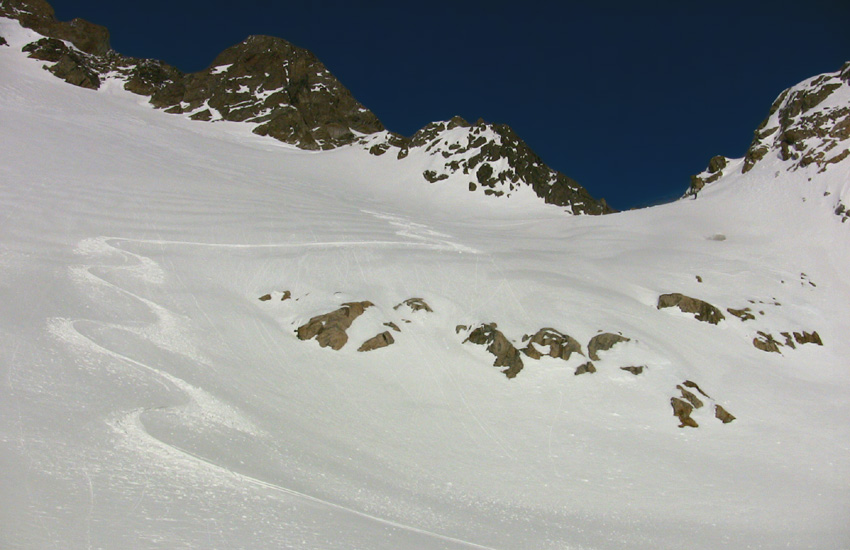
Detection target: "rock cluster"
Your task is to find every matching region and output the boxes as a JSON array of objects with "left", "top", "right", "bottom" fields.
[
  {"left": 670, "top": 380, "right": 734, "bottom": 428},
  {"left": 753, "top": 330, "right": 822, "bottom": 353},
  {"left": 463, "top": 323, "right": 524, "bottom": 379},
  {"left": 657, "top": 293, "right": 725, "bottom": 325},
  {"left": 296, "top": 301, "right": 374, "bottom": 351}
]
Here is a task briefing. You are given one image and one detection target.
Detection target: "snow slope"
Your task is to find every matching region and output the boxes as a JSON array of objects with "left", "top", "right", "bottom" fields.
[{"left": 2, "top": 17, "right": 849, "bottom": 549}]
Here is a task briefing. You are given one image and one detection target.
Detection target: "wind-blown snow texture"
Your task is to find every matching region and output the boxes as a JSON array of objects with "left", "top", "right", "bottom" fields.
[{"left": 1, "top": 17, "right": 849, "bottom": 550}]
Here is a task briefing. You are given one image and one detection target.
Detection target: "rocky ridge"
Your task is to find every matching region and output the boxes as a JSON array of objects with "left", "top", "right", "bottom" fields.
[
  {"left": 1, "top": 0, "right": 609, "bottom": 213},
  {"left": 687, "top": 62, "right": 850, "bottom": 195}
]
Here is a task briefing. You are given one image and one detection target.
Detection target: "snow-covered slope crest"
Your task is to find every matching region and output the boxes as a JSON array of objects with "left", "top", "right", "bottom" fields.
[
  {"left": 688, "top": 61, "right": 850, "bottom": 195},
  {"left": 360, "top": 116, "right": 613, "bottom": 214}
]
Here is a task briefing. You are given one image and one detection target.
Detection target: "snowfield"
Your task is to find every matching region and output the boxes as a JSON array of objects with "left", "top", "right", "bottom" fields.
[{"left": 1, "top": 18, "right": 849, "bottom": 549}]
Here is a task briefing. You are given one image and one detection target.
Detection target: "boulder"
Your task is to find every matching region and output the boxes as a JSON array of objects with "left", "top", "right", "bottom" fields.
[
  {"left": 522, "top": 328, "right": 583, "bottom": 361},
  {"left": 671, "top": 398, "right": 698, "bottom": 428},
  {"left": 587, "top": 332, "right": 630, "bottom": 361},
  {"left": 296, "top": 301, "right": 374, "bottom": 350},
  {"left": 464, "top": 323, "right": 524, "bottom": 379},
  {"left": 574, "top": 362, "right": 596, "bottom": 375},
  {"left": 657, "top": 293, "right": 725, "bottom": 324},
  {"left": 358, "top": 331, "right": 394, "bottom": 352},
  {"left": 394, "top": 298, "right": 433, "bottom": 313},
  {"left": 620, "top": 366, "right": 644, "bottom": 375},
  {"left": 715, "top": 405, "right": 736, "bottom": 424},
  {"left": 258, "top": 294, "right": 272, "bottom": 301}
]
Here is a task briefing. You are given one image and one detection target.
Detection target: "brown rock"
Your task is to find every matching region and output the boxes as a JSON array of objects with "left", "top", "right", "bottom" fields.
[
  {"left": 394, "top": 298, "right": 433, "bottom": 313},
  {"left": 657, "top": 293, "right": 725, "bottom": 324},
  {"left": 296, "top": 301, "right": 374, "bottom": 350},
  {"left": 464, "top": 323, "right": 524, "bottom": 378},
  {"left": 671, "top": 397, "right": 698, "bottom": 428},
  {"left": 676, "top": 385, "right": 704, "bottom": 409},
  {"left": 258, "top": 294, "right": 272, "bottom": 301},
  {"left": 793, "top": 331, "right": 823, "bottom": 345},
  {"left": 727, "top": 307, "right": 755, "bottom": 321},
  {"left": 358, "top": 331, "right": 395, "bottom": 352},
  {"left": 620, "top": 366, "right": 644, "bottom": 375},
  {"left": 753, "top": 331, "right": 782, "bottom": 353},
  {"left": 587, "top": 332, "right": 630, "bottom": 361},
  {"left": 383, "top": 321, "right": 401, "bottom": 332},
  {"left": 715, "top": 405, "right": 736, "bottom": 424},
  {"left": 574, "top": 362, "right": 596, "bottom": 375},
  {"left": 523, "top": 328, "right": 583, "bottom": 361}
]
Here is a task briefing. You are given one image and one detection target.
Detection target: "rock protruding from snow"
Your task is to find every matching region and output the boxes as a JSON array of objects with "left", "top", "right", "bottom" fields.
[
  {"left": 358, "top": 331, "right": 395, "bottom": 352},
  {"left": 521, "top": 327, "right": 583, "bottom": 361},
  {"left": 296, "top": 301, "right": 374, "bottom": 350},
  {"left": 0, "top": 0, "right": 110, "bottom": 55},
  {"left": 587, "top": 332, "right": 630, "bottom": 361},
  {"left": 671, "top": 381, "right": 734, "bottom": 428},
  {"left": 150, "top": 35, "right": 383, "bottom": 150},
  {"left": 393, "top": 298, "right": 433, "bottom": 313},
  {"left": 362, "top": 117, "right": 613, "bottom": 215},
  {"left": 574, "top": 362, "right": 596, "bottom": 375},
  {"left": 463, "top": 323, "right": 524, "bottom": 379},
  {"left": 657, "top": 293, "right": 725, "bottom": 325}
]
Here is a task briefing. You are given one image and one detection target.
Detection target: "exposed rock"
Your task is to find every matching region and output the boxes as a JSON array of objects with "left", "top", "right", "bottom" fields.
[
  {"left": 296, "top": 301, "right": 374, "bottom": 351},
  {"left": 0, "top": 35, "right": 7, "bottom": 47},
  {"left": 22, "top": 37, "right": 101, "bottom": 89},
  {"left": 620, "top": 366, "right": 644, "bottom": 375},
  {"left": 464, "top": 323, "right": 524, "bottom": 379},
  {"left": 522, "top": 328, "right": 583, "bottom": 361},
  {"left": 394, "top": 298, "right": 433, "bottom": 313},
  {"left": 727, "top": 307, "right": 755, "bottom": 321},
  {"left": 521, "top": 342, "right": 543, "bottom": 360},
  {"left": 258, "top": 294, "right": 272, "bottom": 301},
  {"left": 383, "top": 321, "right": 401, "bottom": 332},
  {"left": 671, "top": 397, "right": 698, "bottom": 428},
  {"left": 676, "top": 385, "right": 704, "bottom": 409},
  {"left": 281, "top": 290, "right": 292, "bottom": 301},
  {"left": 657, "top": 293, "right": 725, "bottom": 324},
  {"left": 587, "top": 332, "right": 630, "bottom": 361},
  {"left": 574, "top": 362, "right": 596, "bottom": 375},
  {"left": 1, "top": 0, "right": 111, "bottom": 55},
  {"left": 362, "top": 118, "right": 613, "bottom": 215},
  {"left": 714, "top": 405, "right": 736, "bottom": 424},
  {"left": 793, "top": 331, "right": 822, "bottom": 345},
  {"left": 681, "top": 380, "right": 710, "bottom": 398},
  {"left": 695, "top": 275, "right": 703, "bottom": 283},
  {"left": 358, "top": 331, "right": 395, "bottom": 352},
  {"left": 455, "top": 324, "right": 469, "bottom": 334},
  {"left": 780, "top": 332, "right": 796, "bottom": 349},
  {"left": 753, "top": 331, "right": 782, "bottom": 353}
]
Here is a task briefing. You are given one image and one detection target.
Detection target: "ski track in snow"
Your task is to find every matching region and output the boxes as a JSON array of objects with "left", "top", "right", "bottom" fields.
[{"left": 48, "top": 235, "right": 502, "bottom": 550}]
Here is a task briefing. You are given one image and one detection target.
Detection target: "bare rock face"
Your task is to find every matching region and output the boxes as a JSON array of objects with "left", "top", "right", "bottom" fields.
[
  {"left": 1, "top": 0, "right": 110, "bottom": 55},
  {"left": 794, "top": 331, "right": 822, "bottom": 345},
  {"left": 22, "top": 37, "right": 101, "bottom": 88},
  {"left": 522, "top": 328, "right": 583, "bottom": 361},
  {"left": 657, "top": 293, "right": 725, "bottom": 325},
  {"left": 464, "top": 323, "right": 524, "bottom": 379},
  {"left": 394, "top": 298, "right": 433, "bottom": 313},
  {"left": 358, "top": 331, "right": 395, "bottom": 352},
  {"left": 574, "top": 362, "right": 596, "bottom": 375},
  {"left": 363, "top": 117, "right": 613, "bottom": 215},
  {"left": 620, "top": 366, "right": 644, "bottom": 375},
  {"left": 715, "top": 405, "right": 736, "bottom": 424},
  {"left": 151, "top": 35, "right": 384, "bottom": 150},
  {"left": 727, "top": 307, "right": 756, "bottom": 321},
  {"left": 671, "top": 397, "right": 698, "bottom": 428},
  {"left": 587, "top": 332, "right": 630, "bottom": 361},
  {"left": 753, "top": 329, "right": 822, "bottom": 353},
  {"left": 296, "top": 301, "right": 374, "bottom": 350}
]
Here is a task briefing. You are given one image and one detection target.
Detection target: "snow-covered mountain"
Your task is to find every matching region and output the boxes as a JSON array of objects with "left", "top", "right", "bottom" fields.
[
  {"left": 1, "top": 4, "right": 849, "bottom": 550},
  {"left": 0, "top": 0, "right": 610, "bottom": 213}
]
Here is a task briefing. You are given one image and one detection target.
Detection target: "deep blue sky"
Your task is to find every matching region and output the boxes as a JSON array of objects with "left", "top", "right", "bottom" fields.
[{"left": 49, "top": 1, "right": 849, "bottom": 210}]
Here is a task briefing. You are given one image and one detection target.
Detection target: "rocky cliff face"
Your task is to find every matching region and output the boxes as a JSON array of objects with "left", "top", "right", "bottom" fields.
[
  {"left": 1, "top": 0, "right": 610, "bottom": 212},
  {"left": 688, "top": 62, "right": 850, "bottom": 195},
  {"left": 361, "top": 116, "right": 613, "bottom": 214}
]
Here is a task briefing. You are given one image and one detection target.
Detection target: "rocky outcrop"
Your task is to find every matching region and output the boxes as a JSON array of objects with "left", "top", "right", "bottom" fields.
[
  {"left": 574, "top": 362, "right": 596, "bottom": 375},
  {"left": 296, "top": 301, "right": 373, "bottom": 350},
  {"left": 394, "top": 298, "right": 433, "bottom": 313},
  {"left": 521, "top": 328, "right": 583, "bottom": 361},
  {"left": 587, "top": 332, "right": 630, "bottom": 361},
  {"left": 0, "top": 0, "right": 110, "bottom": 55},
  {"left": 657, "top": 293, "right": 725, "bottom": 324},
  {"left": 0, "top": 35, "right": 8, "bottom": 46},
  {"left": 727, "top": 307, "right": 756, "bottom": 321},
  {"left": 670, "top": 381, "right": 735, "bottom": 428},
  {"left": 151, "top": 35, "right": 383, "bottom": 150},
  {"left": 358, "top": 331, "right": 395, "bottom": 352},
  {"left": 259, "top": 294, "right": 272, "bottom": 302},
  {"left": 753, "top": 330, "right": 822, "bottom": 353},
  {"left": 362, "top": 117, "right": 613, "bottom": 215},
  {"left": 671, "top": 397, "right": 698, "bottom": 428},
  {"left": 463, "top": 323, "right": 524, "bottom": 379},
  {"left": 686, "top": 155, "right": 729, "bottom": 196},
  {"left": 715, "top": 405, "right": 736, "bottom": 424},
  {"left": 620, "top": 366, "right": 644, "bottom": 375}
]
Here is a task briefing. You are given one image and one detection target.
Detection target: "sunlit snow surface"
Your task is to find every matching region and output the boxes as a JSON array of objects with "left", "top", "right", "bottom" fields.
[{"left": 1, "top": 18, "right": 849, "bottom": 550}]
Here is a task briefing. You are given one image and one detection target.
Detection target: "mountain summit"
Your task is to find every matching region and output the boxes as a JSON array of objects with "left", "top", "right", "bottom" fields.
[{"left": 0, "top": 0, "right": 611, "bottom": 213}]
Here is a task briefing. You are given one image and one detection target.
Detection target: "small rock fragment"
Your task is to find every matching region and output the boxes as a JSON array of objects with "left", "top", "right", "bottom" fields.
[
  {"left": 358, "top": 331, "right": 395, "bottom": 352},
  {"left": 574, "top": 362, "right": 596, "bottom": 375}
]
